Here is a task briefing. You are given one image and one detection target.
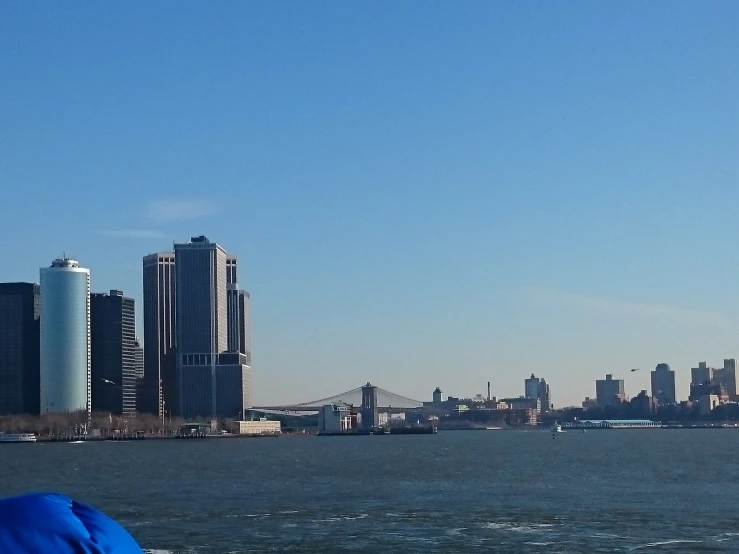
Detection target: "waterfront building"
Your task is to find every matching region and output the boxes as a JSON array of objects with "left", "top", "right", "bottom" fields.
[
  {"left": 230, "top": 419, "right": 281, "bottom": 435},
  {"left": 0, "top": 283, "right": 40, "bottom": 415},
  {"left": 226, "top": 255, "right": 252, "bottom": 363},
  {"left": 142, "top": 252, "right": 176, "bottom": 417},
  {"left": 650, "top": 363, "right": 676, "bottom": 405},
  {"left": 90, "top": 290, "right": 137, "bottom": 417},
  {"left": 595, "top": 374, "right": 625, "bottom": 407},
  {"left": 318, "top": 404, "right": 353, "bottom": 434},
  {"left": 524, "top": 374, "right": 551, "bottom": 411},
  {"left": 39, "top": 258, "right": 90, "bottom": 415},
  {"left": 561, "top": 419, "right": 660, "bottom": 429},
  {"left": 175, "top": 236, "right": 251, "bottom": 419}
]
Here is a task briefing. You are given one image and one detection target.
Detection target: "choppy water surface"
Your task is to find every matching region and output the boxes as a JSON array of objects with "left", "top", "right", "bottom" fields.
[{"left": 2, "top": 430, "right": 739, "bottom": 553}]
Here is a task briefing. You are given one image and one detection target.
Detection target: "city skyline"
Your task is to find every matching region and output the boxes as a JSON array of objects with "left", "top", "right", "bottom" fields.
[{"left": 3, "top": 3, "right": 739, "bottom": 406}]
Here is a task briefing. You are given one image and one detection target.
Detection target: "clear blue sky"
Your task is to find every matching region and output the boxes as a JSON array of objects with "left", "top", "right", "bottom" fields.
[{"left": 2, "top": 2, "right": 739, "bottom": 406}]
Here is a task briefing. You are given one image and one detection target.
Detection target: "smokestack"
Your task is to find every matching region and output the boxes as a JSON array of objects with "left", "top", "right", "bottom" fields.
[{"left": 487, "top": 381, "right": 491, "bottom": 401}]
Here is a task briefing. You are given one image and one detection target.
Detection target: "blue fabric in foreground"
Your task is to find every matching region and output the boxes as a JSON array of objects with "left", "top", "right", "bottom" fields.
[{"left": 0, "top": 493, "right": 144, "bottom": 554}]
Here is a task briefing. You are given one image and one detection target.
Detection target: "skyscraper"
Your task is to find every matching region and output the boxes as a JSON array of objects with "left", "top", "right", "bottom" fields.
[
  {"left": 691, "top": 362, "right": 713, "bottom": 386},
  {"left": 0, "top": 283, "right": 40, "bottom": 415},
  {"left": 595, "top": 374, "right": 625, "bottom": 407},
  {"left": 175, "top": 236, "right": 251, "bottom": 419},
  {"left": 134, "top": 338, "right": 144, "bottom": 380},
  {"left": 175, "top": 236, "right": 251, "bottom": 418},
  {"left": 142, "top": 252, "right": 176, "bottom": 417},
  {"left": 713, "top": 359, "right": 738, "bottom": 401},
  {"left": 40, "top": 258, "right": 90, "bottom": 415},
  {"left": 524, "top": 374, "right": 551, "bottom": 412},
  {"left": 225, "top": 255, "right": 252, "bottom": 361},
  {"left": 650, "top": 363, "right": 676, "bottom": 405},
  {"left": 90, "top": 290, "right": 137, "bottom": 417}
]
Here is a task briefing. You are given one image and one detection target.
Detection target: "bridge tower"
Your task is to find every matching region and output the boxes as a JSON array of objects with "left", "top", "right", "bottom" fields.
[{"left": 361, "top": 382, "right": 378, "bottom": 430}]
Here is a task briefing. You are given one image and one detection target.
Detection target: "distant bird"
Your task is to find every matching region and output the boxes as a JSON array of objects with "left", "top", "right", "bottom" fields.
[
  {"left": 631, "top": 368, "right": 640, "bottom": 372},
  {"left": 101, "top": 379, "right": 117, "bottom": 385}
]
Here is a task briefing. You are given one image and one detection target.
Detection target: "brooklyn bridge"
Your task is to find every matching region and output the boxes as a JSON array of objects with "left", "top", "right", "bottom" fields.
[{"left": 251, "top": 382, "right": 426, "bottom": 415}]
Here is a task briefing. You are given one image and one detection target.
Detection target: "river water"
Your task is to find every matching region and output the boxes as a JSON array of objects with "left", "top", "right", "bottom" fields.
[{"left": 1, "top": 430, "right": 738, "bottom": 553}]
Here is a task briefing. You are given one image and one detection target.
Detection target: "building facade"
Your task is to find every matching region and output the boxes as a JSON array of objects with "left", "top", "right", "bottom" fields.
[
  {"left": 524, "top": 374, "right": 551, "bottom": 411},
  {"left": 142, "top": 252, "right": 176, "bottom": 417},
  {"left": 595, "top": 374, "right": 625, "bottom": 407},
  {"left": 90, "top": 290, "right": 137, "bottom": 417},
  {"left": 0, "top": 283, "right": 40, "bottom": 415},
  {"left": 714, "top": 359, "right": 738, "bottom": 401},
  {"left": 175, "top": 236, "right": 251, "bottom": 419},
  {"left": 40, "top": 258, "right": 90, "bottom": 415},
  {"left": 134, "top": 338, "right": 144, "bottom": 380},
  {"left": 650, "top": 363, "right": 676, "bottom": 405},
  {"left": 691, "top": 362, "right": 713, "bottom": 386}
]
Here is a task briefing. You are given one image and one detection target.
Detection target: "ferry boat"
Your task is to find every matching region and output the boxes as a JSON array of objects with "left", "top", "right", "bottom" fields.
[{"left": 0, "top": 432, "right": 37, "bottom": 443}]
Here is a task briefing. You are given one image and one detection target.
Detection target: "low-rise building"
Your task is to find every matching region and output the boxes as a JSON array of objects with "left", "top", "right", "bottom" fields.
[
  {"left": 318, "top": 404, "right": 353, "bottom": 434},
  {"left": 699, "top": 395, "right": 720, "bottom": 416},
  {"left": 231, "top": 418, "right": 281, "bottom": 435}
]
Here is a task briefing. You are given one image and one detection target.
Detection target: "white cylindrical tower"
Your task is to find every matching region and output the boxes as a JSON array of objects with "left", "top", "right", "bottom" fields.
[{"left": 40, "top": 257, "right": 91, "bottom": 415}]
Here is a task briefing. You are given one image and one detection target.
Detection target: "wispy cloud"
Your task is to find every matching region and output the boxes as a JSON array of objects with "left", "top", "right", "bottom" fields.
[
  {"left": 518, "top": 286, "right": 736, "bottom": 328},
  {"left": 99, "top": 229, "right": 168, "bottom": 239},
  {"left": 144, "top": 199, "right": 220, "bottom": 221}
]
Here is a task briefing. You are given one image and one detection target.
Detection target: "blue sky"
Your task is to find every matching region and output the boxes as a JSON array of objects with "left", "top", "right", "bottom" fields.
[{"left": 2, "top": 2, "right": 739, "bottom": 406}]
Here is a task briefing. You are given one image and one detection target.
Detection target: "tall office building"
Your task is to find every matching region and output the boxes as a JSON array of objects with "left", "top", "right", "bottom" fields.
[
  {"left": 40, "top": 258, "right": 90, "bottom": 415},
  {"left": 226, "top": 256, "right": 240, "bottom": 353},
  {"left": 134, "top": 338, "right": 144, "bottom": 380},
  {"left": 691, "top": 362, "right": 713, "bottom": 386},
  {"left": 225, "top": 255, "right": 252, "bottom": 362},
  {"left": 0, "top": 283, "right": 40, "bottom": 415},
  {"left": 650, "top": 363, "right": 676, "bottom": 405},
  {"left": 142, "top": 253, "right": 176, "bottom": 417},
  {"left": 90, "top": 290, "right": 136, "bottom": 417},
  {"left": 713, "top": 359, "right": 738, "bottom": 401},
  {"left": 175, "top": 236, "right": 251, "bottom": 419},
  {"left": 524, "top": 374, "right": 551, "bottom": 412},
  {"left": 595, "top": 374, "right": 625, "bottom": 407}
]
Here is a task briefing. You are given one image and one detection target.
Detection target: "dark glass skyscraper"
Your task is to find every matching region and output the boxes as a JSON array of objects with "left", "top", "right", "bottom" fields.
[
  {"left": 142, "top": 253, "right": 176, "bottom": 417},
  {"left": 90, "top": 290, "right": 136, "bottom": 417},
  {"left": 175, "top": 236, "right": 251, "bottom": 419},
  {"left": 0, "top": 283, "right": 40, "bottom": 415}
]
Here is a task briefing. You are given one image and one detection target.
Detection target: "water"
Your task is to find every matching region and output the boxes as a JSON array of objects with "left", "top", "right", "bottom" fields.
[{"left": 1, "top": 430, "right": 738, "bottom": 553}]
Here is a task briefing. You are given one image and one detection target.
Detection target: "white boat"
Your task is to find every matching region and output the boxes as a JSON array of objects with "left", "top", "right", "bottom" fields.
[
  {"left": 0, "top": 432, "right": 37, "bottom": 443},
  {"left": 551, "top": 424, "right": 563, "bottom": 433}
]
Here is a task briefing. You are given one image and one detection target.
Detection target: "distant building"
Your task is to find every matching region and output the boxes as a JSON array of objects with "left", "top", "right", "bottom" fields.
[
  {"left": 318, "top": 404, "right": 353, "bottom": 434},
  {"left": 595, "top": 374, "right": 625, "bottom": 407},
  {"left": 432, "top": 387, "right": 444, "bottom": 403},
  {"left": 699, "top": 394, "right": 720, "bottom": 416},
  {"left": 691, "top": 362, "right": 713, "bottom": 386},
  {"left": 90, "top": 290, "right": 137, "bottom": 417},
  {"left": 40, "top": 258, "right": 90, "bottom": 415},
  {"left": 631, "top": 390, "right": 658, "bottom": 417},
  {"left": 582, "top": 397, "right": 597, "bottom": 410},
  {"left": 142, "top": 252, "right": 176, "bottom": 418},
  {"left": 230, "top": 419, "right": 280, "bottom": 435},
  {"left": 134, "top": 338, "right": 144, "bottom": 380},
  {"left": 0, "top": 283, "right": 40, "bottom": 415},
  {"left": 713, "top": 359, "right": 738, "bottom": 401},
  {"left": 524, "top": 374, "right": 551, "bottom": 411},
  {"left": 650, "top": 363, "right": 676, "bottom": 405}
]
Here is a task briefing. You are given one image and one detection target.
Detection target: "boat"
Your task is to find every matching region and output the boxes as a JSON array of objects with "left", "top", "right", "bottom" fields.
[
  {"left": 551, "top": 423, "right": 563, "bottom": 438},
  {"left": 0, "top": 432, "right": 37, "bottom": 443}
]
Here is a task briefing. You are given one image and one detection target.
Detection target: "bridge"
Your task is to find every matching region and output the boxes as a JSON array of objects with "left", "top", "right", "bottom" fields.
[{"left": 252, "top": 383, "right": 424, "bottom": 414}]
